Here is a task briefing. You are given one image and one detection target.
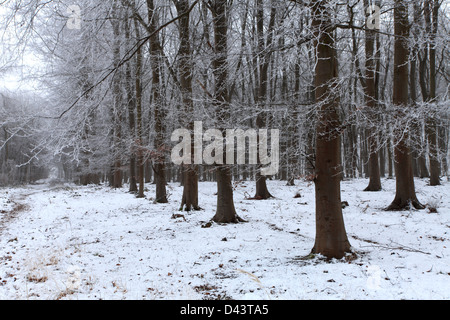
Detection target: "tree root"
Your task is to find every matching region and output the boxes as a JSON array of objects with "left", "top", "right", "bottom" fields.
[{"left": 386, "top": 199, "right": 425, "bottom": 211}]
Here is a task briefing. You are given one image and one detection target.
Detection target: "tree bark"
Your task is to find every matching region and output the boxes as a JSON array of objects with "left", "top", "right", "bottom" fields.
[
  {"left": 426, "top": 0, "right": 441, "bottom": 186},
  {"left": 439, "top": 125, "right": 449, "bottom": 179},
  {"left": 125, "top": 18, "right": 138, "bottom": 193},
  {"left": 287, "top": 54, "right": 301, "bottom": 186},
  {"left": 174, "top": 0, "right": 200, "bottom": 211},
  {"left": 310, "top": 1, "right": 351, "bottom": 259},
  {"left": 387, "top": 0, "right": 424, "bottom": 210},
  {"left": 387, "top": 133, "right": 394, "bottom": 178},
  {"left": 253, "top": 0, "right": 276, "bottom": 199},
  {"left": 363, "top": 0, "right": 381, "bottom": 191},
  {"left": 210, "top": 0, "right": 244, "bottom": 224},
  {"left": 147, "top": 0, "right": 168, "bottom": 203},
  {"left": 134, "top": 17, "right": 145, "bottom": 198},
  {"left": 111, "top": 2, "right": 123, "bottom": 189}
]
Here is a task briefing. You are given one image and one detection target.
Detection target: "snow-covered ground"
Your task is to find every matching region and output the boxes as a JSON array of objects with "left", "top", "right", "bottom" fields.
[{"left": 0, "top": 178, "right": 449, "bottom": 300}]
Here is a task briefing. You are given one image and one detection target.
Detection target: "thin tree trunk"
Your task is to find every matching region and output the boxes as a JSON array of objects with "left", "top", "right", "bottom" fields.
[
  {"left": 410, "top": 2, "right": 421, "bottom": 179},
  {"left": 111, "top": 3, "right": 123, "bottom": 189},
  {"left": 387, "top": 132, "right": 394, "bottom": 178},
  {"left": 426, "top": 0, "right": 441, "bottom": 186},
  {"left": 145, "top": 160, "right": 152, "bottom": 183},
  {"left": 174, "top": 0, "right": 200, "bottom": 211},
  {"left": 363, "top": 0, "right": 381, "bottom": 191},
  {"left": 147, "top": 0, "right": 168, "bottom": 203},
  {"left": 439, "top": 125, "right": 449, "bottom": 179},
  {"left": 134, "top": 17, "right": 145, "bottom": 198},
  {"left": 125, "top": 18, "right": 138, "bottom": 193},
  {"left": 253, "top": 0, "right": 276, "bottom": 199},
  {"left": 287, "top": 45, "right": 302, "bottom": 185},
  {"left": 361, "top": 129, "right": 369, "bottom": 178},
  {"left": 379, "top": 133, "right": 386, "bottom": 177}
]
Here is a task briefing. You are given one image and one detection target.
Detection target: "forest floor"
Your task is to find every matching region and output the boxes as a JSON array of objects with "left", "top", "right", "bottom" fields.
[{"left": 0, "top": 177, "right": 449, "bottom": 300}]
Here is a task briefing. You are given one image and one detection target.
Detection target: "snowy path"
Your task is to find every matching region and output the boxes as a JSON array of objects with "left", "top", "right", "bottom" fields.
[{"left": 0, "top": 178, "right": 449, "bottom": 300}]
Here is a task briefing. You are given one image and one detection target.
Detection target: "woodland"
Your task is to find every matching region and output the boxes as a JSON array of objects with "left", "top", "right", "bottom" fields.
[{"left": 0, "top": 0, "right": 449, "bottom": 300}]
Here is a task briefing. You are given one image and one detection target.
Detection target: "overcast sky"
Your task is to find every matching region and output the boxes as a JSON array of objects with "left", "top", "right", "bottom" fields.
[
  {"left": 0, "top": 56, "right": 41, "bottom": 93},
  {"left": 0, "top": 4, "right": 41, "bottom": 93}
]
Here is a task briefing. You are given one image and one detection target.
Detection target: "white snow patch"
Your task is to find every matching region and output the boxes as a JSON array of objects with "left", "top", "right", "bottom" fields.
[{"left": 0, "top": 178, "right": 449, "bottom": 300}]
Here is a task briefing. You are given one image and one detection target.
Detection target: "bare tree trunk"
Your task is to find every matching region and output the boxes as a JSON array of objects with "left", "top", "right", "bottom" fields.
[
  {"left": 287, "top": 55, "right": 301, "bottom": 186},
  {"left": 439, "top": 125, "right": 449, "bottom": 179},
  {"left": 346, "top": 123, "right": 356, "bottom": 178},
  {"left": 210, "top": 0, "right": 244, "bottom": 224},
  {"left": 410, "top": 2, "right": 422, "bottom": 179},
  {"left": 145, "top": 160, "right": 152, "bottom": 183},
  {"left": 147, "top": 0, "right": 168, "bottom": 203},
  {"left": 387, "top": 133, "right": 394, "bottom": 178},
  {"left": 426, "top": 0, "right": 441, "bottom": 186},
  {"left": 379, "top": 134, "right": 386, "bottom": 177},
  {"left": 310, "top": 1, "right": 351, "bottom": 259},
  {"left": 253, "top": 0, "right": 276, "bottom": 199},
  {"left": 111, "top": 2, "right": 123, "bottom": 189},
  {"left": 125, "top": 18, "right": 138, "bottom": 193},
  {"left": 387, "top": 0, "right": 423, "bottom": 210},
  {"left": 418, "top": 3, "right": 433, "bottom": 180},
  {"left": 134, "top": 17, "right": 145, "bottom": 199},
  {"left": 364, "top": 0, "right": 381, "bottom": 191},
  {"left": 361, "top": 129, "right": 369, "bottom": 178},
  {"left": 174, "top": 0, "right": 200, "bottom": 211},
  {"left": 363, "top": 0, "right": 381, "bottom": 191}
]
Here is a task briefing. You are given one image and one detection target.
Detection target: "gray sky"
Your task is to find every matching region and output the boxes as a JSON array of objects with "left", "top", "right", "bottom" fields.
[{"left": 0, "top": 4, "right": 41, "bottom": 93}]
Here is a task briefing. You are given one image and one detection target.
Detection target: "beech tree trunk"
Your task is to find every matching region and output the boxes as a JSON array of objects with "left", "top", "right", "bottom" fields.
[
  {"left": 111, "top": 3, "right": 123, "bottom": 189},
  {"left": 134, "top": 17, "right": 145, "bottom": 199},
  {"left": 147, "top": 0, "right": 168, "bottom": 203},
  {"left": 363, "top": 0, "right": 381, "bottom": 191},
  {"left": 125, "top": 18, "right": 137, "bottom": 193},
  {"left": 287, "top": 54, "right": 301, "bottom": 186},
  {"left": 387, "top": 0, "right": 424, "bottom": 210},
  {"left": 310, "top": 0, "right": 351, "bottom": 259},
  {"left": 439, "top": 125, "right": 449, "bottom": 179},
  {"left": 174, "top": 0, "right": 200, "bottom": 211},
  {"left": 210, "top": 0, "right": 244, "bottom": 224},
  {"left": 427, "top": 0, "right": 441, "bottom": 186},
  {"left": 253, "top": 0, "right": 275, "bottom": 199}
]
